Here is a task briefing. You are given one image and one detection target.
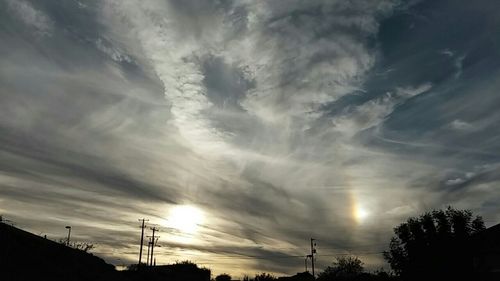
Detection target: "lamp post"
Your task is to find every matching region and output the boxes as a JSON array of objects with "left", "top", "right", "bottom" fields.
[{"left": 65, "top": 226, "right": 72, "bottom": 246}]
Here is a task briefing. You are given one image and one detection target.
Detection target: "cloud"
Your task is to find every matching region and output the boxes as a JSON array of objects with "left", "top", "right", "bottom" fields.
[
  {"left": 445, "top": 177, "right": 466, "bottom": 186},
  {"left": 442, "top": 164, "right": 500, "bottom": 189},
  {"left": 453, "top": 55, "right": 466, "bottom": 79},
  {"left": 450, "top": 119, "right": 472, "bottom": 131},
  {"left": 103, "top": 0, "right": 400, "bottom": 146},
  {"left": 97, "top": 0, "right": 418, "bottom": 273},
  {"left": 330, "top": 83, "right": 432, "bottom": 138},
  {"left": 235, "top": 1, "right": 397, "bottom": 124},
  {"left": 5, "top": 0, "right": 53, "bottom": 36},
  {"left": 438, "top": 48, "right": 466, "bottom": 79},
  {"left": 440, "top": 48, "right": 454, "bottom": 57},
  {"left": 95, "top": 38, "right": 133, "bottom": 63},
  {"left": 2, "top": 0, "right": 500, "bottom": 277}
]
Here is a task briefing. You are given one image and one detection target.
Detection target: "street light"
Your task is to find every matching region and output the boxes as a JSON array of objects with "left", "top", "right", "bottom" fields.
[{"left": 65, "top": 226, "right": 72, "bottom": 246}]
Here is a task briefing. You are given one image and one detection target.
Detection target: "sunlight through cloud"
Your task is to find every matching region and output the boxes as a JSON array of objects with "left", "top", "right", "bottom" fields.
[
  {"left": 167, "top": 205, "right": 204, "bottom": 234},
  {"left": 354, "top": 206, "right": 370, "bottom": 224}
]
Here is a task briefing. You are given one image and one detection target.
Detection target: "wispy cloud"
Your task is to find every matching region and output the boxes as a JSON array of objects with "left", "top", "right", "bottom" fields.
[
  {"left": 5, "top": 0, "right": 53, "bottom": 36},
  {"left": 2, "top": 0, "right": 500, "bottom": 277}
]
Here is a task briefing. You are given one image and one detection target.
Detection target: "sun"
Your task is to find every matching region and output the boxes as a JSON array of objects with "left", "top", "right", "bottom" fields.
[
  {"left": 354, "top": 206, "right": 369, "bottom": 223},
  {"left": 167, "top": 205, "right": 204, "bottom": 234}
]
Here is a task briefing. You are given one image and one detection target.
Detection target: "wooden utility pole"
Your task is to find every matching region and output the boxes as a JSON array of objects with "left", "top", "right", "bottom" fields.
[
  {"left": 305, "top": 255, "right": 309, "bottom": 272},
  {"left": 150, "top": 226, "right": 159, "bottom": 267},
  {"left": 146, "top": 237, "right": 152, "bottom": 266},
  {"left": 138, "top": 219, "right": 148, "bottom": 268},
  {"left": 310, "top": 238, "right": 316, "bottom": 278}
]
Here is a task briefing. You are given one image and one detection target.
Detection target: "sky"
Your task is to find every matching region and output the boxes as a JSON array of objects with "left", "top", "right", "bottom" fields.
[{"left": 1, "top": 0, "right": 500, "bottom": 277}]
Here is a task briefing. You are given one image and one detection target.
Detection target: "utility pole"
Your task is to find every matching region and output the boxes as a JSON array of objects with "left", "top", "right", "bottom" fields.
[
  {"left": 138, "top": 219, "right": 149, "bottom": 268},
  {"left": 146, "top": 236, "right": 152, "bottom": 266},
  {"left": 150, "top": 226, "right": 159, "bottom": 267},
  {"left": 305, "top": 256, "right": 309, "bottom": 272},
  {"left": 310, "top": 238, "right": 316, "bottom": 278}
]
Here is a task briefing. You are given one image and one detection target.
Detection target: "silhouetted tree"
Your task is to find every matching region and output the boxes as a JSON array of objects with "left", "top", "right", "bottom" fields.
[
  {"left": 73, "top": 242, "right": 95, "bottom": 252},
  {"left": 317, "top": 256, "right": 364, "bottom": 281},
  {"left": 383, "top": 206, "right": 485, "bottom": 280},
  {"left": 57, "top": 239, "right": 95, "bottom": 252},
  {"left": 254, "top": 272, "right": 276, "bottom": 281},
  {"left": 216, "top": 273, "right": 232, "bottom": 281},
  {"left": 371, "top": 268, "right": 393, "bottom": 280}
]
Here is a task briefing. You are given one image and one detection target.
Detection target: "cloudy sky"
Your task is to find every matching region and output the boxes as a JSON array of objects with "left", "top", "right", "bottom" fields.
[{"left": 1, "top": 0, "right": 500, "bottom": 276}]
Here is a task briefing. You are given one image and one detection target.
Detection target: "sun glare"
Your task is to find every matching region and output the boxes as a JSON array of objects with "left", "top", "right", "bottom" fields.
[
  {"left": 354, "top": 206, "right": 369, "bottom": 223},
  {"left": 167, "top": 205, "right": 204, "bottom": 234}
]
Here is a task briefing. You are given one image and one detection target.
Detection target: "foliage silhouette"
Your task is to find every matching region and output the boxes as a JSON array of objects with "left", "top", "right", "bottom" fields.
[
  {"left": 254, "top": 272, "right": 277, "bottom": 281},
  {"left": 216, "top": 273, "right": 232, "bottom": 281},
  {"left": 122, "top": 260, "right": 211, "bottom": 281},
  {"left": 317, "top": 256, "right": 364, "bottom": 281},
  {"left": 383, "top": 206, "right": 485, "bottom": 280},
  {"left": 58, "top": 238, "right": 95, "bottom": 252}
]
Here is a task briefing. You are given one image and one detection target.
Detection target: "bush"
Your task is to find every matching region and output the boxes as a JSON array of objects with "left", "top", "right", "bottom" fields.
[{"left": 216, "top": 273, "right": 232, "bottom": 281}]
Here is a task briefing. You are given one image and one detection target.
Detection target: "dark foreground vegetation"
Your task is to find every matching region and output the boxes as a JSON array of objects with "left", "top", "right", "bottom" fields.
[{"left": 1, "top": 207, "right": 499, "bottom": 281}]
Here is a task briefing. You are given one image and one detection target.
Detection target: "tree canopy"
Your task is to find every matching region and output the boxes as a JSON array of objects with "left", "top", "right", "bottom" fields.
[
  {"left": 215, "top": 273, "right": 232, "bottom": 281},
  {"left": 253, "top": 273, "right": 276, "bottom": 281},
  {"left": 383, "top": 206, "right": 485, "bottom": 280},
  {"left": 317, "top": 256, "right": 364, "bottom": 281}
]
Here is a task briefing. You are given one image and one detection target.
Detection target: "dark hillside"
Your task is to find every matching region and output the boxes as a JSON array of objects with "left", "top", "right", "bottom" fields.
[{"left": 0, "top": 222, "right": 120, "bottom": 281}]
